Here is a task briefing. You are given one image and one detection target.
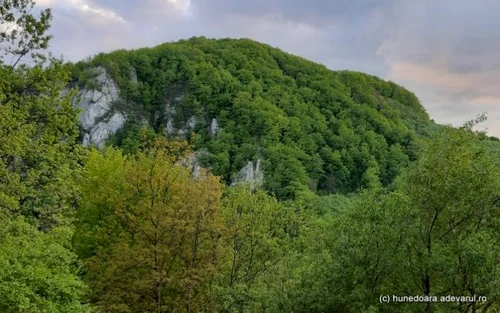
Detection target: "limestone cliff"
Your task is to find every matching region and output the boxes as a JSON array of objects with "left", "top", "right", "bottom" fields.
[
  {"left": 231, "top": 159, "right": 264, "bottom": 190},
  {"left": 71, "top": 66, "right": 263, "bottom": 186},
  {"left": 72, "top": 66, "right": 126, "bottom": 149}
]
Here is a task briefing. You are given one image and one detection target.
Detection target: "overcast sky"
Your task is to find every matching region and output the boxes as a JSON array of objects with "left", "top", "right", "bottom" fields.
[{"left": 35, "top": 0, "right": 500, "bottom": 136}]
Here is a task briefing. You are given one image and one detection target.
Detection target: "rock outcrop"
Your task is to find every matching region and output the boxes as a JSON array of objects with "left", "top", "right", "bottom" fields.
[
  {"left": 130, "top": 67, "right": 138, "bottom": 85},
  {"left": 87, "top": 113, "right": 126, "bottom": 149},
  {"left": 209, "top": 118, "right": 220, "bottom": 137},
  {"left": 164, "top": 96, "right": 197, "bottom": 137},
  {"left": 177, "top": 151, "right": 204, "bottom": 178},
  {"left": 177, "top": 116, "right": 197, "bottom": 137},
  {"left": 72, "top": 66, "right": 126, "bottom": 148},
  {"left": 231, "top": 159, "right": 264, "bottom": 190}
]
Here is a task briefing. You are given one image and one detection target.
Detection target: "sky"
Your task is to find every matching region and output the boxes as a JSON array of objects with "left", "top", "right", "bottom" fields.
[{"left": 34, "top": 0, "right": 500, "bottom": 136}]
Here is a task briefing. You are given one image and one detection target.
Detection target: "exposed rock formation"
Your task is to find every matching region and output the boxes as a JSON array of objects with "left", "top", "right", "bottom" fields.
[
  {"left": 130, "top": 67, "right": 138, "bottom": 85},
  {"left": 231, "top": 159, "right": 264, "bottom": 190},
  {"left": 72, "top": 66, "right": 126, "bottom": 148},
  {"left": 164, "top": 96, "right": 197, "bottom": 137},
  {"left": 88, "top": 113, "right": 126, "bottom": 149},
  {"left": 177, "top": 151, "right": 204, "bottom": 178},
  {"left": 209, "top": 118, "right": 220, "bottom": 137},
  {"left": 164, "top": 97, "right": 179, "bottom": 136},
  {"left": 177, "top": 116, "right": 196, "bottom": 136}
]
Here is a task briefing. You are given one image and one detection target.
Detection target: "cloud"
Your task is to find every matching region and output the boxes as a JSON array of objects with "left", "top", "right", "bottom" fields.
[
  {"left": 191, "top": 0, "right": 391, "bottom": 26},
  {"left": 80, "top": 0, "right": 192, "bottom": 22},
  {"left": 39, "top": 0, "right": 127, "bottom": 24},
  {"left": 38, "top": 0, "right": 391, "bottom": 68},
  {"left": 166, "top": 0, "right": 191, "bottom": 15},
  {"left": 198, "top": 13, "right": 331, "bottom": 59},
  {"left": 75, "top": 2, "right": 127, "bottom": 25},
  {"left": 36, "top": 0, "right": 55, "bottom": 5},
  {"left": 374, "top": 0, "right": 500, "bottom": 134},
  {"left": 33, "top": 0, "right": 134, "bottom": 60},
  {"left": 0, "top": 21, "right": 21, "bottom": 35},
  {"left": 30, "top": 0, "right": 500, "bottom": 136},
  {"left": 186, "top": 1, "right": 391, "bottom": 76}
]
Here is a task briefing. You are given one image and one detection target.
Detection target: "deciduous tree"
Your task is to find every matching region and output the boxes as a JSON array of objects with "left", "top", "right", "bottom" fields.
[{"left": 76, "top": 142, "right": 224, "bottom": 313}]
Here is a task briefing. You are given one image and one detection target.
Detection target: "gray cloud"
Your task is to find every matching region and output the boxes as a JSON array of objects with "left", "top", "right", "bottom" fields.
[
  {"left": 32, "top": 0, "right": 500, "bottom": 136},
  {"left": 191, "top": 0, "right": 391, "bottom": 25},
  {"left": 376, "top": 0, "right": 500, "bottom": 134}
]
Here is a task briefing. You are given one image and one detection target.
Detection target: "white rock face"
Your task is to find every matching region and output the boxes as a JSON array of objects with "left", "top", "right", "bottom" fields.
[
  {"left": 165, "top": 103, "right": 196, "bottom": 137},
  {"left": 177, "top": 152, "right": 204, "bottom": 178},
  {"left": 163, "top": 95, "right": 199, "bottom": 137},
  {"left": 209, "top": 118, "right": 220, "bottom": 137},
  {"left": 166, "top": 119, "right": 175, "bottom": 136},
  {"left": 73, "top": 66, "right": 126, "bottom": 148},
  {"left": 164, "top": 101, "right": 176, "bottom": 136},
  {"left": 187, "top": 116, "right": 196, "bottom": 129},
  {"left": 82, "top": 133, "right": 90, "bottom": 147},
  {"left": 231, "top": 159, "right": 264, "bottom": 190},
  {"left": 130, "top": 67, "right": 138, "bottom": 85},
  {"left": 88, "top": 113, "right": 126, "bottom": 149},
  {"left": 178, "top": 116, "right": 197, "bottom": 136}
]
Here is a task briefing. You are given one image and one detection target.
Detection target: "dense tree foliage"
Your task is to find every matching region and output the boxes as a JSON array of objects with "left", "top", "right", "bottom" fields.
[
  {"left": 3, "top": 1, "right": 500, "bottom": 312},
  {"left": 72, "top": 126, "right": 500, "bottom": 313},
  {"left": 69, "top": 37, "right": 437, "bottom": 200},
  {"left": 0, "top": 0, "right": 90, "bottom": 311},
  {"left": 74, "top": 141, "right": 308, "bottom": 313},
  {"left": 289, "top": 126, "right": 500, "bottom": 313},
  {"left": 217, "top": 187, "right": 298, "bottom": 313},
  {"left": 0, "top": 1, "right": 83, "bottom": 230},
  {"left": 75, "top": 142, "right": 224, "bottom": 312},
  {"left": 0, "top": 216, "right": 92, "bottom": 313}
]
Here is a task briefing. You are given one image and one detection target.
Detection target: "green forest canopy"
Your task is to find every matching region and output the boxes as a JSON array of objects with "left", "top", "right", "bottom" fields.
[
  {"left": 70, "top": 37, "right": 440, "bottom": 199},
  {"left": 3, "top": 1, "right": 500, "bottom": 310}
]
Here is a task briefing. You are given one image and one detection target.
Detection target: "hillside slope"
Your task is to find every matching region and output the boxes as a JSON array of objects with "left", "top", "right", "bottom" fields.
[{"left": 69, "top": 37, "right": 438, "bottom": 199}]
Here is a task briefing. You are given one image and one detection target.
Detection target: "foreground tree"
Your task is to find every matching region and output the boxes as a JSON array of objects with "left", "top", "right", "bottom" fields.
[
  {"left": 75, "top": 141, "right": 225, "bottom": 313},
  {"left": 217, "top": 187, "right": 295, "bottom": 313},
  {"left": 0, "top": 0, "right": 83, "bottom": 230},
  {"left": 0, "top": 215, "right": 92, "bottom": 313},
  {"left": 0, "top": 0, "right": 52, "bottom": 66},
  {"left": 0, "top": 1, "right": 92, "bottom": 311},
  {"left": 320, "top": 126, "right": 500, "bottom": 313},
  {"left": 397, "top": 126, "right": 500, "bottom": 313}
]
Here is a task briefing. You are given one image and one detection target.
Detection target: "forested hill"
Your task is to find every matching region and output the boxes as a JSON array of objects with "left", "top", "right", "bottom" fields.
[
  {"left": 5, "top": 1, "right": 500, "bottom": 310},
  {"left": 69, "top": 37, "right": 438, "bottom": 199}
]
